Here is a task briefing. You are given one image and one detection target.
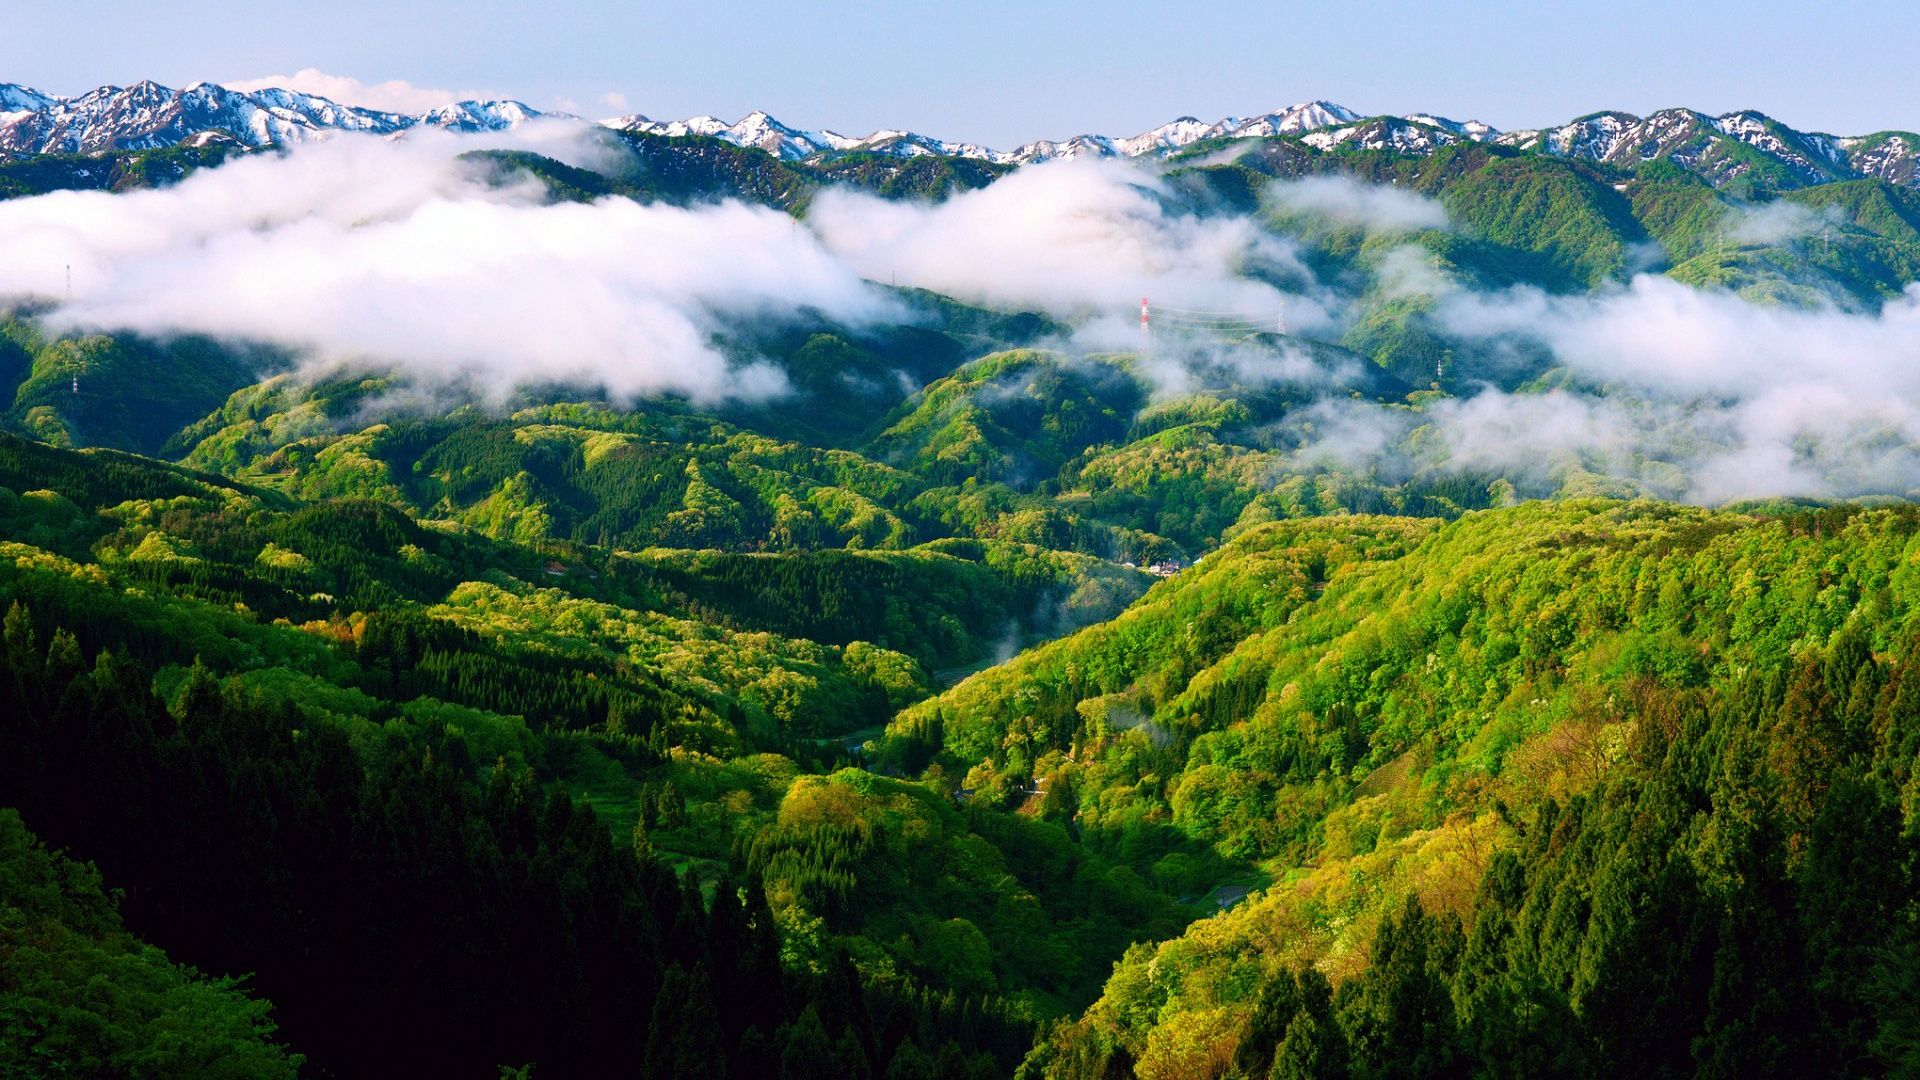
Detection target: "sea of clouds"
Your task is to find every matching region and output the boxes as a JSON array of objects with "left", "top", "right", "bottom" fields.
[{"left": 2, "top": 124, "right": 1918, "bottom": 503}]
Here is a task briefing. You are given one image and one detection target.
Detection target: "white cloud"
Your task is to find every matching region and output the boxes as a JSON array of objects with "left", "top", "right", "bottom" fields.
[
  {"left": 1300, "top": 273, "right": 1920, "bottom": 503},
  {"left": 1133, "top": 339, "right": 1355, "bottom": 402},
  {"left": 1373, "top": 243, "right": 1458, "bottom": 299},
  {"left": 808, "top": 158, "right": 1297, "bottom": 320},
  {"left": 1263, "top": 174, "right": 1449, "bottom": 233},
  {"left": 0, "top": 128, "right": 896, "bottom": 404},
  {"left": 10, "top": 137, "right": 1920, "bottom": 508},
  {"left": 220, "top": 68, "right": 486, "bottom": 114},
  {"left": 1435, "top": 275, "right": 1920, "bottom": 403},
  {"left": 1724, "top": 200, "right": 1845, "bottom": 245}
]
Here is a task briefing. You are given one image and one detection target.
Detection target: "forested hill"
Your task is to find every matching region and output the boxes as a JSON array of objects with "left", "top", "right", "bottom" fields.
[
  {"left": 908, "top": 500, "right": 1920, "bottom": 1075},
  {"left": 6, "top": 111, "right": 1920, "bottom": 1077},
  {"left": 0, "top": 430, "right": 1154, "bottom": 1075},
  {"left": 7, "top": 414, "right": 1920, "bottom": 1074}
]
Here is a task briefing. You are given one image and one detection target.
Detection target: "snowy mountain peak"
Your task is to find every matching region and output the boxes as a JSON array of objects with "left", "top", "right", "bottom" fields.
[
  {"left": 1114, "top": 117, "right": 1216, "bottom": 157},
  {"left": 1273, "top": 100, "right": 1360, "bottom": 129},
  {"left": 590, "top": 99, "right": 1375, "bottom": 167},
  {"left": 1402, "top": 114, "right": 1498, "bottom": 140},
  {"left": 7, "top": 79, "right": 1920, "bottom": 196},
  {"left": 420, "top": 100, "right": 541, "bottom": 132},
  {"left": 601, "top": 110, "right": 990, "bottom": 161},
  {"left": 1299, "top": 115, "right": 1469, "bottom": 154},
  {"left": 1498, "top": 106, "right": 1875, "bottom": 188},
  {"left": 1211, "top": 101, "right": 1360, "bottom": 140},
  {"left": 722, "top": 111, "right": 849, "bottom": 159},
  {"left": 0, "top": 84, "right": 54, "bottom": 116},
  {"left": 0, "top": 79, "right": 544, "bottom": 156}
]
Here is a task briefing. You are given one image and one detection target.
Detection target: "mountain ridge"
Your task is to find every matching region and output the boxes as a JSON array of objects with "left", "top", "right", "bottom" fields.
[
  {"left": 5, "top": 78, "right": 1920, "bottom": 195},
  {"left": 0, "top": 78, "right": 543, "bottom": 155}
]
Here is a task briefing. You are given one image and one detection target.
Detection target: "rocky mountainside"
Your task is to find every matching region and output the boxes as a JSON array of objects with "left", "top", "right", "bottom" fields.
[
  {"left": 1496, "top": 108, "right": 1855, "bottom": 188},
  {"left": 4, "top": 77, "right": 1920, "bottom": 194},
  {"left": 0, "top": 79, "right": 541, "bottom": 155}
]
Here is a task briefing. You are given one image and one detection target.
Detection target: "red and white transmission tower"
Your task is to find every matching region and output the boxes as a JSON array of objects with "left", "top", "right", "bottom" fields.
[{"left": 1140, "top": 296, "right": 1150, "bottom": 339}]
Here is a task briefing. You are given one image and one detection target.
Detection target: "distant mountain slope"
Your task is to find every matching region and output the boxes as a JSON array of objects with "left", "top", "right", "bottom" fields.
[
  {"left": 8, "top": 77, "right": 1918, "bottom": 194},
  {"left": 599, "top": 101, "right": 1373, "bottom": 165},
  {"left": 0, "top": 79, "right": 541, "bottom": 155}
]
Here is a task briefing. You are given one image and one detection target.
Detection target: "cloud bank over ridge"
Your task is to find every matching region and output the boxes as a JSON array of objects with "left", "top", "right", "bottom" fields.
[{"left": 3, "top": 132, "right": 1920, "bottom": 505}]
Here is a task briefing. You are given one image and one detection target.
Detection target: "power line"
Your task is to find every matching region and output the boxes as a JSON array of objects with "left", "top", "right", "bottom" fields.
[
  {"left": 1153, "top": 324, "right": 1273, "bottom": 334},
  {"left": 1153, "top": 320, "right": 1275, "bottom": 329},
  {"left": 1136, "top": 297, "right": 1289, "bottom": 341},
  {"left": 1149, "top": 307, "right": 1277, "bottom": 319},
  {"left": 1150, "top": 304, "right": 1270, "bottom": 313},
  {"left": 1150, "top": 315, "right": 1278, "bottom": 329}
]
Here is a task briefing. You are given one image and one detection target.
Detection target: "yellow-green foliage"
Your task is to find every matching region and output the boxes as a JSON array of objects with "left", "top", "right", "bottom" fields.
[
  {"left": 275, "top": 430, "right": 408, "bottom": 504},
  {"left": 748, "top": 768, "right": 1188, "bottom": 1014},
  {"left": 431, "top": 577, "right": 919, "bottom": 737},
  {"left": 255, "top": 542, "right": 312, "bottom": 572},
  {"left": 976, "top": 499, "right": 1920, "bottom": 1073},
  {"left": 123, "top": 531, "right": 199, "bottom": 564},
  {"left": 460, "top": 471, "right": 556, "bottom": 544}
]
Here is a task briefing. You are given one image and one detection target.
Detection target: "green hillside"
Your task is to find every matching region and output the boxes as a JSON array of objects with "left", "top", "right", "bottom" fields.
[
  {"left": 941, "top": 500, "right": 1920, "bottom": 1077},
  {"left": 7, "top": 121, "right": 1920, "bottom": 1077}
]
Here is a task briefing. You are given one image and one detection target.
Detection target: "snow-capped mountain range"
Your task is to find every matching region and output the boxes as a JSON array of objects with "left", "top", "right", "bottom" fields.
[
  {"left": 4, "top": 78, "right": 1919, "bottom": 190},
  {"left": 0, "top": 80, "right": 537, "bottom": 155},
  {"left": 598, "top": 100, "right": 1372, "bottom": 164}
]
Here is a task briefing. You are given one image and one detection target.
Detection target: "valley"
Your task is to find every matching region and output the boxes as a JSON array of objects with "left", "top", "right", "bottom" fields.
[{"left": 3, "top": 71, "right": 1920, "bottom": 1078}]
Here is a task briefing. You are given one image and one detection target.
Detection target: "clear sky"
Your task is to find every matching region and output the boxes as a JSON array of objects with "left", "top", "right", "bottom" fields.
[{"left": 7, "top": 0, "right": 1919, "bottom": 145}]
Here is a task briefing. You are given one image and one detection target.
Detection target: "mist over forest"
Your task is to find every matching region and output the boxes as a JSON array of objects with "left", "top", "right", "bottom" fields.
[{"left": 7, "top": 71, "right": 1920, "bottom": 1079}]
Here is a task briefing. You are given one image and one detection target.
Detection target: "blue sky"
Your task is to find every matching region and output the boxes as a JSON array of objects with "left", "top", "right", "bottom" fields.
[{"left": 8, "top": 0, "right": 1919, "bottom": 144}]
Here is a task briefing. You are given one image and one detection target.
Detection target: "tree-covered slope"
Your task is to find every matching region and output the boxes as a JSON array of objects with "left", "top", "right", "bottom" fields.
[
  {"left": 12, "top": 103, "right": 1920, "bottom": 1078},
  {"left": 0, "top": 317, "right": 267, "bottom": 454},
  {"left": 0, "top": 808, "right": 301, "bottom": 1077},
  {"left": 874, "top": 499, "right": 1920, "bottom": 1077},
  {"left": 0, "top": 430, "right": 1215, "bottom": 1072},
  {"left": 15, "top": 418, "right": 1920, "bottom": 1075}
]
